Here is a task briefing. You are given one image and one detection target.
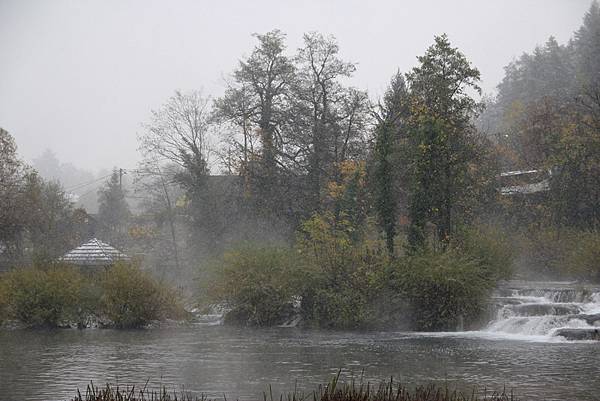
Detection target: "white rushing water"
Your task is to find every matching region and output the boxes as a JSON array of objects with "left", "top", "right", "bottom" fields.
[{"left": 483, "top": 283, "right": 600, "bottom": 341}]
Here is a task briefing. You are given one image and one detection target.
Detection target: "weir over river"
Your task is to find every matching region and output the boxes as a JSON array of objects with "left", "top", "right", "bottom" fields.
[{"left": 0, "top": 281, "right": 599, "bottom": 401}]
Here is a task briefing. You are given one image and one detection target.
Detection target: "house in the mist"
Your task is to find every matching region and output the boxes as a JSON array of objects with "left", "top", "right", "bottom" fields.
[
  {"left": 59, "top": 238, "right": 130, "bottom": 269},
  {"left": 499, "top": 169, "right": 550, "bottom": 196}
]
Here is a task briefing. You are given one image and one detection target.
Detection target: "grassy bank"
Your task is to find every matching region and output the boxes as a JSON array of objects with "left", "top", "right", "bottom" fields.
[
  {"left": 0, "top": 262, "right": 187, "bottom": 329},
  {"left": 72, "top": 376, "right": 516, "bottom": 401}
]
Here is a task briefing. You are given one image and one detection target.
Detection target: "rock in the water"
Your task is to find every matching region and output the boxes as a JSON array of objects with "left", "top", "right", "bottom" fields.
[
  {"left": 577, "top": 313, "right": 600, "bottom": 326},
  {"left": 553, "top": 328, "right": 600, "bottom": 341},
  {"left": 508, "top": 303, "right": 581, "bottom": 316}
]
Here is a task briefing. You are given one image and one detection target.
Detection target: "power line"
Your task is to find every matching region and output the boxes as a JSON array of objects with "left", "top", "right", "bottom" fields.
[
  {"left": 63, "top": 158, "right": 176, "bottom": 193},
  {"left": 64, "top": 173, "right": 112, "bottom": 192},
  {"left": 73, "top": 186, "right": 99, "bottom": 199}
]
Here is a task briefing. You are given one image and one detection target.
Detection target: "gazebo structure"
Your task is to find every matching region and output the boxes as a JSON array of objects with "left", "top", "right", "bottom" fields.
[{"left": 60, "top": 238, "right": 130, "bottom": 268}]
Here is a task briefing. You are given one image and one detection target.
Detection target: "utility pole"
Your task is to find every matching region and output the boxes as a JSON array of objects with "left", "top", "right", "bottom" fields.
[{"left": 119, "top": 168, "right": 125, "bottom": 190}]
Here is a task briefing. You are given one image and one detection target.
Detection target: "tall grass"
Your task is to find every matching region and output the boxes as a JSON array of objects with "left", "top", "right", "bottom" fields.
[{"left": 71, "top": 376, "right": 517, "bottom": 401}]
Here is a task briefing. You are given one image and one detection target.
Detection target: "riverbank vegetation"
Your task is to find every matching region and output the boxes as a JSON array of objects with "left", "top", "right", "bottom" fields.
[
  {"left": 206, "top": 219, "right": 513, "bottom": 330},
  {"left": 71, "top": 376, "right": 516, "bottom": 401},
  {"left": 0, "top": 262, "right": 186, "bottom": 328},
  {"left": 1, "top": 4, "right": 599, "bottom": 332}
]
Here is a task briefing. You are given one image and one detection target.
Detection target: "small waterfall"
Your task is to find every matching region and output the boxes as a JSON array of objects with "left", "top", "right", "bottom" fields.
[{"left": 485, "top": 282, "right": 600, "bottom": 341}]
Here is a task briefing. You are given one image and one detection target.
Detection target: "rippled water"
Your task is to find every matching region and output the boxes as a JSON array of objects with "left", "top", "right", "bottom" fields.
[{"left": 1, "top": 326, "right": 599, "bottom": 401}]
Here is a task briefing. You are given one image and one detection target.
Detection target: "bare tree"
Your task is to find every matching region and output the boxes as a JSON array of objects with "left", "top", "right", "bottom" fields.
[
  {"left": 289, "top": 33, "right": 370, "bottom": 210},
  {"left": 133, "top": 161, "right": 183, "bottom": 278},
  {"left": 140, "top": 90, "right": 211, "bottom": 175},
  {"left": 213, "top": 83, "right": 258, "bottom": 176},
  {"left": 215, "top": 30, "right": 295, "bottom": 193}
]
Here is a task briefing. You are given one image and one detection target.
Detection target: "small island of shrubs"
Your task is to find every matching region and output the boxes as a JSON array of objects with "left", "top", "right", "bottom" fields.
[
  {"left": 0, "top": 262, "right": 187, "bottom": 329},
  {"left": 202, "top": 213, "right": 515, "bottom": 331}
]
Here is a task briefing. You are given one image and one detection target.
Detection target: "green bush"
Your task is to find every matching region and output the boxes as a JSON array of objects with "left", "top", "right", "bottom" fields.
[
  {"left": 207, "top": 245, "right": 306, "bottom": 326},
  {"left": 514, "top": 227, "right": 600, "bottom": 281},
  {"left": 0, "top": 262, "right": 186, "bottom": 328},
  {"left": 204, "top": 215, "right": 514, "bottom": 331},
  {"left": 100, "top": 262, "right": 185, "bottom": 328},
  {"left": 3, "top": 266, "right": 83, "bottom": 327},
  {"left": 514, "top": 227, "right": 569, "bottom": 278},
  {"left": 294, "top": 213, "right": 389, "bottom": 329},
  {"left": 565, "top": 230, "right": 600, "bottom": 282},
  {"left": 301, "top": 284, "right": 371, "bottom": 329},
  {"left": 455, "top": 224, "right": 514, "bottom": 281},
  {"left": 0, "top": 276, "right": 8, "bottom": 324},
  {"left": 391, "top": 251, "right": 492, "bottom": 331}
]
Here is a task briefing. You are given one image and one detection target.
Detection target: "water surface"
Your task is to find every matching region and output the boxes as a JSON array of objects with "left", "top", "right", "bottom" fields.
[{"left": 0, "top": 326, "right": 599, "bottom": 401}]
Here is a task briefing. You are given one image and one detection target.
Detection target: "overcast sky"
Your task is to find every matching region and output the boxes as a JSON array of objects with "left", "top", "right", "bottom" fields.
[{"left": 0, "top": 0, "right": 592, "bottom": 173}]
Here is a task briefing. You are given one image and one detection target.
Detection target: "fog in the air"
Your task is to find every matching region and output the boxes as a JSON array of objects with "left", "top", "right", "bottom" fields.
[
  {"left": 0, "top": 0, "right": 590, "bottom": 172},
  {"left": 3, "top": 1, "right": 600, "bottom": 400}
]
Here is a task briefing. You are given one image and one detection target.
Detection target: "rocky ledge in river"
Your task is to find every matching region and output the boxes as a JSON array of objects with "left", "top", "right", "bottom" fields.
[
  {"left": 553, "top": 328, "right": 600, "bottom": 341},
  {"left": 572, "top": 313, "right": 600, "bottom": 326}
]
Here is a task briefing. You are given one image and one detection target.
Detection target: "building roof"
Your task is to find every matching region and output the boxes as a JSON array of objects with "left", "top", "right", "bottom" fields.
[
  {"left": 60, "top": 238, "right": 130, "bottom": 266},
  {"left": 500, "top": 169, "right": 540, "bottom": 177}
]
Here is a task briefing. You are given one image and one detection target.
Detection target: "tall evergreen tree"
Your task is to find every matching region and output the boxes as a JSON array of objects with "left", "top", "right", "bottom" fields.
[
  {"left": 404, "top": 34, "right": 484, "bottom": 249},
  {"left": 371, "top": 72, "right": 410, "bottom": 256}
]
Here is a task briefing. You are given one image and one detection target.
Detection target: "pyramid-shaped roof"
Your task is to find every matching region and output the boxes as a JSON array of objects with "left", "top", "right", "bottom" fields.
[{"left": 60, "top": 238, "right": 130, "bottom": 266}]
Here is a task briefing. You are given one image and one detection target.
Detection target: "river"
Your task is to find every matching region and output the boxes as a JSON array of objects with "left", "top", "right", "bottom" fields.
[
  {"left": 1, "top": 326, "right": 599, "bottom": 401},
  {"left": 1, "top": 282, "right": 600, "bottom": 401}
]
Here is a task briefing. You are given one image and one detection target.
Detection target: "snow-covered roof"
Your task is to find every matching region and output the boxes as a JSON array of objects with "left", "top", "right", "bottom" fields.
[
  {"left": 60, "top": 238, "right": 129, "bottom": 267},
  {"left": 500, "top": 169, "right": 540, "bottom": 177}
]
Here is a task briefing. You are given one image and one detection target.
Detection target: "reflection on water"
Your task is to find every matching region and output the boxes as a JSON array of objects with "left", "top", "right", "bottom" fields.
[{"left": 0, "top": 326, "right": 599, "bottom": 401}]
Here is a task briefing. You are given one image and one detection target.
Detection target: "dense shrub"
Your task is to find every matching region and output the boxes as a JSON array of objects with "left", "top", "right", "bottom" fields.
[
  {"left": 0, "top": 262, "right": 185, "bottom": 328},
  {"left": 455, "top": 225, "right": 514, "bottom": 282},
  {"left": 514, "top": 227, "right": 569, "bottom": 278},
  {"left": 207, "top": 245, "right": 306, "bottom": 326},
  {"left": 515, "top": 227, "right": 600, "bottom": 282},
  {"left": 391, "top": 251, "right": 493, "bottom": 331},
  {"left": 2, "top": 265, "right": 83, "bottom": 327},
  {"left": 565, "top": 230, "right": 600, "bottom": 282},
  {"left": 295, "top": 213, "right": 391, "bottom": 329},
  {"left": 301, "top": 284, "right": 372, "bottom": 329},
  {"left": 0, "top": 276, "right": 8, "bottom": 324},
  {"left": 206, "top": 215, "right": 515, "bottom": 330},
  {"left": 100, "top": 262, "right": 186, "bottom": 328}
]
